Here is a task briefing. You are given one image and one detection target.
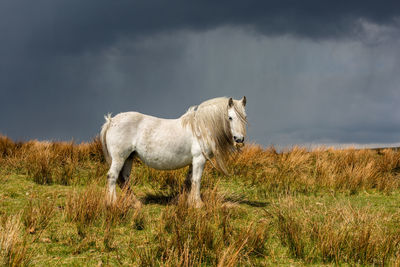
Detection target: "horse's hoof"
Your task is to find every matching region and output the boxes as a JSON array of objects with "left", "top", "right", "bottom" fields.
[
  {"left": 106, "top": 200, "right": 116, "bottom": 208},
  {"left": 188, "top": 198, "right": 204, "bottom": 209},
  {"left": 106, "top": 196, "right": 116, "bottom": 207},
  {"left": 194, "top": 201, "right": 204, "bottom": 209},
  {"left": 133, "top": 200, "right": 142, "bottom": 209}
]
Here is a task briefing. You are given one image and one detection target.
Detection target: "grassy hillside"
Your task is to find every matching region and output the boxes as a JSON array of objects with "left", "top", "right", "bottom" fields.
[{"left": 1, "top": 135, "right": 400, "bottom": 266}]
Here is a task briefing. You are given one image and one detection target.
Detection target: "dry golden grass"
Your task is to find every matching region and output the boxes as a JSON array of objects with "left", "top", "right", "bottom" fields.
[
  {"left": 22, "top": 197, "right": 55, "bottom": 236},
  {"left": 0, "top": 135, "right": 107, "bottom": 185},
  {"left": 65, "top": 183, "right": 104, "bottom": 225},
  {"left": 232, "top": 144, "right": 400, "bottom": 195},
  {"left": 0, "top": 214, "right": 31, "bottom": 266},
  {"left": 2, "top": 135, "right": 400, "bottom": 195}
]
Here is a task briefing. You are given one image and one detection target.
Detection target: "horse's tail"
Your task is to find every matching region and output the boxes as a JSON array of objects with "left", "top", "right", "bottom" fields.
[{"left": 100, "top": 113, "right": 112, "bottom": 165}]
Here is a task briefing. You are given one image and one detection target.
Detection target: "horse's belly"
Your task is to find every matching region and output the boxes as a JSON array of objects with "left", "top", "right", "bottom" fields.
[
  {"left": 136, "top": 149, "right": 192, "bottom": 170},
  {"left": 135, "top": 137, "right": 193, "bottom": 170}
]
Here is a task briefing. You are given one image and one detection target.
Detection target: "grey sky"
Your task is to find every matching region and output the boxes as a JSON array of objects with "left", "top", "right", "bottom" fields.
[{"left": 1, "top": 1, "right": 400, "bottom": 147}]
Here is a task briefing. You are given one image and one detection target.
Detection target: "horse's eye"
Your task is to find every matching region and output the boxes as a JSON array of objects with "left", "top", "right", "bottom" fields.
[{"left": 228, "top": 116, "right": 232, "bottom": 121}]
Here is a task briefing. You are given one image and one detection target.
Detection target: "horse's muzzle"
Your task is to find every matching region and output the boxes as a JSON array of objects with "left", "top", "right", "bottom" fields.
[{"left": 234, "top": 136, "right": 244, "bottom": 143}]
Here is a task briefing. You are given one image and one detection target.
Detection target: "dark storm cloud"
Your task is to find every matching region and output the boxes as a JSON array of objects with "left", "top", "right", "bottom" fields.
[
  {"left": 1, "top": 0, "right": 400, "bottom": 145},
  {"left": 2, "top": 0, "right": 400, "bottom": 57}
]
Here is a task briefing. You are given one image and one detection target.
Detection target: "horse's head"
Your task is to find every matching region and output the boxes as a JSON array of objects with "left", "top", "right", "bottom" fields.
[{"left": 227, "top": 96, "right": 247, "bottom": 145}]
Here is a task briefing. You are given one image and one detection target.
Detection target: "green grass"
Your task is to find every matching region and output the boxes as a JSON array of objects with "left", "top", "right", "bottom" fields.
[{"left": 2, "top": 170, "right": 400, "bottom": 266}]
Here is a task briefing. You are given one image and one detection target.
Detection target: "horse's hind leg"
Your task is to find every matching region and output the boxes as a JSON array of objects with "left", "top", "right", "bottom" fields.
[
  {"left": 107, "top": 159, "right": 125, "bottom": 204},
  {"left": 116, "top": 153, "right": 141, "bottom": 208},
  {"left": 117, "top": 154, "right": 134, "bottom": 191},
  {"left": 183, "top": 164, "right": 193, "bottom": 192}
]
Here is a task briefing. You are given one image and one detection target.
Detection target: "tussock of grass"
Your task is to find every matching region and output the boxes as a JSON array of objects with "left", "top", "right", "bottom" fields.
[
  {"left": 0, "top": 214, "right": 31, "bottom": 266},
  {"left": 65, "top": 184, "right": 104, "bottom": 225},
  {"left": 65, "top": 184, "right": 143, "bottom": 227},
  {"left": 22, "top": 197, "right": 55, "bottom": 235}
]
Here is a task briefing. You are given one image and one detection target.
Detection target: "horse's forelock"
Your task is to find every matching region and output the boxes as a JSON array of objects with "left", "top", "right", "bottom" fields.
[{"left": 232, "top": 101, "right": 248, "bottom": 135}]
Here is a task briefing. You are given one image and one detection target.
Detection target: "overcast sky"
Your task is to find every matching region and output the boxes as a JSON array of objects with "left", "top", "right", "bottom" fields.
[{"left": 1, "top": 1, "right": 400, "bottom": 147}]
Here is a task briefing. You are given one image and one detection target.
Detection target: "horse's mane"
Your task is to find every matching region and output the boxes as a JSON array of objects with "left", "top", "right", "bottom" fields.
[{"left": 181, "top": 97, "right": 247, "bottom": 174}]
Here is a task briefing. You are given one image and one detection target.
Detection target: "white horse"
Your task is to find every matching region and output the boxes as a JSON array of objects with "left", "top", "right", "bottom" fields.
[{"left": 100, "top": 96, "right": 247, "bottom": 207}]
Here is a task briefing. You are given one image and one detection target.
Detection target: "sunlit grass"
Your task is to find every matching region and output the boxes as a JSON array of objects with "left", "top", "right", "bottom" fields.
[{"left": 1, "top": 135, "right": 400, "bottom": 265}]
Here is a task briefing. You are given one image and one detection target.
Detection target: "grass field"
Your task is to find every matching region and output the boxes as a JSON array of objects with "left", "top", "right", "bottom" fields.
[{"left": 1, "top": 135, "right": 400, "bottom": 266}]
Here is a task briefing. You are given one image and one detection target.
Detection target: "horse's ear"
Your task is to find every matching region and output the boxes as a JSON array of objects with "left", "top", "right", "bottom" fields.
[
  {"left": 228, "top": 97, "right": 234, "bottom": 107},
  {"left": 241, "top": 96, "right": 246, "bottom": 106}
]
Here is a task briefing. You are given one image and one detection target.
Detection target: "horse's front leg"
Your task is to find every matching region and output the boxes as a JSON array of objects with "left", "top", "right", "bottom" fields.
[{"left": 188, "top": 155, "right": 206, "bottom": 208}]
